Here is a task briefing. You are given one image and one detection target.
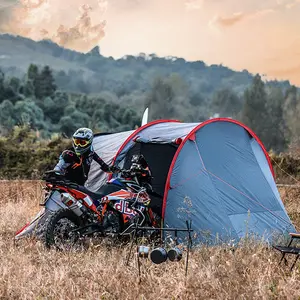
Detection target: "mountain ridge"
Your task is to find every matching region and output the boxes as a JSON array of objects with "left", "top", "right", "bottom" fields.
[{"left": 0, "top": 33, "right": 296, "bottom": 97}]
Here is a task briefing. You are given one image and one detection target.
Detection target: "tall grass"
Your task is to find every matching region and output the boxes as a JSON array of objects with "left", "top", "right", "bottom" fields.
[{"left": 0, "top": 181, "right": 300, "bottom": 299}]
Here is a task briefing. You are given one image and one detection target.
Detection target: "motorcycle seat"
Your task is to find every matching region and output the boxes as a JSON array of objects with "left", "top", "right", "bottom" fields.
[
  {"left": 77, "top": 183, "right": 123, "bottom": 201},
  {"left": 75, "top": 186, "right": 105, "bottom": 200},
  {"left": 85, "top": 190, "right": 105, "bottom": 201}
]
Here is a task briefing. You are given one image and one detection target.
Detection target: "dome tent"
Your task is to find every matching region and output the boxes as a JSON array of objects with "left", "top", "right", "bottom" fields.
[{"left": 87, "top": 118, "right": 295, "bottom": 244}]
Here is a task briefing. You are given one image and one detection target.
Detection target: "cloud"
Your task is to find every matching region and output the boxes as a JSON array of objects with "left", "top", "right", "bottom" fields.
[
  {"left": 210, "top": 12, "right": 245, "bottom": 27},
  {"left": 209, "top": 8, "right": 274, "bottom": 29},
  {"left": 0, "top": 0, "right": 206, "bottom": 50},
  {"left": 273, "top": 0, "right": 300, "bottom": 9},
  {"left": 20, "top": 0, "right": 46, "bottom": 9},
  {"left": 285, "top": 0, "right": 300, "bottom": 8},
  {"left": 0, "top": 0, "right": 18, "bottom": 30},
  {"left": 185, "top": 0, "right": 203, "bottom": 11},
  {"left": 0, "top": 0, "right": 108, "bottom": 52},
  {"left": 48, "top": 4, "right": 106, "bottom": 51}
]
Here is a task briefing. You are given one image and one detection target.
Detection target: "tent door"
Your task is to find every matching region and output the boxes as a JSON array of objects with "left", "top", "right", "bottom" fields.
[{"left": 123, "top": 142, "right": 178, "bottom": 216}]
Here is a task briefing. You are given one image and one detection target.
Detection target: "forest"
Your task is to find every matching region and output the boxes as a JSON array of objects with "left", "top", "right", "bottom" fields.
[
  {"left": 0, "top": 34, "right": 300, "bottom": 179},
  {"left": 0, "top": 61, "right": 300, "bottom": 155},
  {"left": 0, "top": 64, "right": 141, "bottom": 137}
]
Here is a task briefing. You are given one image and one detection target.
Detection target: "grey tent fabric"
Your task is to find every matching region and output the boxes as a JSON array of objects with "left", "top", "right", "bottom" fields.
[
  {"left": 250, "top": 138, "right": 285, "bottom": 212},
  {"left": 86, "top": 130, "right": 134, "bottom": 191},
  {"left": 115, "top": 122, "right": 199, "bottom": 164},
  {"left": 87, "top": 119, "right": 295, "bottom": 244}
]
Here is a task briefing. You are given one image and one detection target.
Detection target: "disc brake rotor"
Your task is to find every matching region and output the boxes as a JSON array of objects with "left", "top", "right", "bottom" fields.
[{"left": 53, "top": 218, "right": 80, "bottom": 251}]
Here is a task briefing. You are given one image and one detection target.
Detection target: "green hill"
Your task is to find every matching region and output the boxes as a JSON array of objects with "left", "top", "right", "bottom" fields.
[
  {"left": 1, "top": 34, "right": 299, "bottom": 154},
  {"left": 0, "top": 34, "right": 294, "bottom": 98}
]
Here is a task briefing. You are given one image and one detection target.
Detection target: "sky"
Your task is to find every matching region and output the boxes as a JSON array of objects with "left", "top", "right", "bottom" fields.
[{"left": 0, "top": 0, "right": 300, "bottom": 85}]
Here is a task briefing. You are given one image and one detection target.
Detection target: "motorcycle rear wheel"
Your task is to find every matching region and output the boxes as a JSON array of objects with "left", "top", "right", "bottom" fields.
[{"left": 44, "top": 209, "right": 84, "bottom": 250}]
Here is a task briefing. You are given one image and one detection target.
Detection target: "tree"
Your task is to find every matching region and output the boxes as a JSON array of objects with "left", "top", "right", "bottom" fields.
[
  {"left": 145, "top": 74, "right": 195, "bottom": 122},
  {"left": 76, "top": 95, "right": 105, "bottom": 117},
  {"left": 35, "top": 65, "right": 57, "bottom": 100},
  {"left": 25, "top": 64, "right": 39, "bottom": 98},
  {"left": 22, "top": 79, "right": 35, "bottom": 97},
  {"left": 211, "top": 88, "right": 242, "bottom": 117},
  {"left": 90, "top": 109, "right": 103, "bottom": 131},
  {"left": 27, "top": 64, "right": 39, "bottom": 81},
  {"left": 64, "top": 105, "right": 76, "bottom": 116},
  {"left": 8, "top": 77, "right": 21, "bottom": 95},
  {"left": 0, "top": 69, "right": 5, "bottom": 102},
  {"left": 283, "top": 85, "right": 299, "bottom": 144},
  {"left": 59, "top": 116, "right": 76, "bottom": 137},
  {"left": 265, "top": 87, "right": 287, "bottom": 152},
  {"left": 0, "top": 99, "right": 15, "bottom": 130},
  {"left": 14, "top": 99, "right": 45, "bottom": 129},
  {"left": 103, "top": 103, "right": 113, "bottom": 123},
  {"left": 0, "top": 65, "right": 145, "bottom": 136},
  {"left": 59, "top": 111, "right": 90, "bottom": 136},
  {"left": 241, "top": 74, "right": 270, "bottom": 146},
  {"left": 48, "top": 92, "right": 69, "bottom": 123},
  {"left": 145, "top": 76, "right": 176, "bottom": 121}
]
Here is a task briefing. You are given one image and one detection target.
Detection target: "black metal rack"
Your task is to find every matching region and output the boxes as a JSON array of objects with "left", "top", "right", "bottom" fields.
[{"left": 126, "top": 220, "right": 194, "bottom": 283}]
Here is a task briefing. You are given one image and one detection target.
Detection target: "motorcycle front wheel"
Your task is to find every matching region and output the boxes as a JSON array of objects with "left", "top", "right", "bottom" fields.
[{"left": 43, "top": 209, "right": 84, "bottom": 250}]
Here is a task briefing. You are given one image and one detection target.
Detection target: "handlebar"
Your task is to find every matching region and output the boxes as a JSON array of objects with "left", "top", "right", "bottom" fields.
[
  {"left": 118, "top": 168, "right": 154, "bottom": 194},
  {"left": 43, "top": 166, "right": 151, "bottom": 189},
  {"left": 42, "top": 171, "right": 79, "bottom": 189},
  {"left": 119, "top": 169, "right": 134, "bottom": 178},
  {"left": 119, "top": 165, "right": 150, "bottom": 177}
]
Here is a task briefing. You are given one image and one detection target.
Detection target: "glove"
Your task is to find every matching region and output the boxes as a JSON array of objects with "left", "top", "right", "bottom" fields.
[{"left": 109, "top": 165, "right": 121, "bottom": 173}]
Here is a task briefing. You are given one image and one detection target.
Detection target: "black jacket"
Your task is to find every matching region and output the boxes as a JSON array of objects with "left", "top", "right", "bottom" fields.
[{"left": 54, "top": 148, "right": 110, "bottom": 185}]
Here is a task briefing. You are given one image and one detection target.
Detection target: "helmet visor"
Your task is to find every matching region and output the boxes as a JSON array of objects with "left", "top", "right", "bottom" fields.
[{"left": 73, "top": 138, "right": 90, "bottom": 147}]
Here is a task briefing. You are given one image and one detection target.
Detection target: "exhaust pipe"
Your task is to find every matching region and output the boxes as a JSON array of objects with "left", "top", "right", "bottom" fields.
[{"left": 61, "top": 193, "right": 83, "bottom": 216}]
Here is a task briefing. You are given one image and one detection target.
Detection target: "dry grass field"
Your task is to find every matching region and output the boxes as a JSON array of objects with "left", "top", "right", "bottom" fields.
[{"left": 1, "top": 181, "right": 300, "bottom": 300}]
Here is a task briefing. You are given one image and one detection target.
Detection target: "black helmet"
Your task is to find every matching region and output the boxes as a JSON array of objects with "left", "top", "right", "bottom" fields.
[{"left": 72, "top": 127, "right": 93, "bottom": 155}]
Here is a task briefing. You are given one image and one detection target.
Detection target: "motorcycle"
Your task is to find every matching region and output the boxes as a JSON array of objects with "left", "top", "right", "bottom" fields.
[{"left": 15, "top": 160, "right": 161, "bottom": 250}]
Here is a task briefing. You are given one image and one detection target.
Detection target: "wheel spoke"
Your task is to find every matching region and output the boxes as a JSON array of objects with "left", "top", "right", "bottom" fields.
[{"left": 52, "top": 218, "right": 80, "bottom": 251}]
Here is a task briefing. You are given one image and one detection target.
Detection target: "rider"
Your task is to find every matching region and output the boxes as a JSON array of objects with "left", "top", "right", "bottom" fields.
[{"left": 54, "top": 127, "right": 119, "bottom": 185}]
